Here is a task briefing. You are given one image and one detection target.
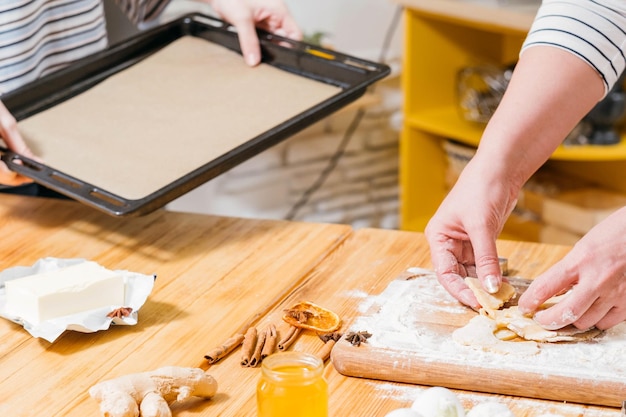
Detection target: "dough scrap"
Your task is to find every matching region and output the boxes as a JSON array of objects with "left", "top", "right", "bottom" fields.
[{"left": 452, "top": 315, "right": 540, "bottom": 355}]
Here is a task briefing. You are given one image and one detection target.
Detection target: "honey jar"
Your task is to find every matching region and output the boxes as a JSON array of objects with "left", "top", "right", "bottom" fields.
[{"left": 257, "top": 351, "right": 328, "bottom": 417}]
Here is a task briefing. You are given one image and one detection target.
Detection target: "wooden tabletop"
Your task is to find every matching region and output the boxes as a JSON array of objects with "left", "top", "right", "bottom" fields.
[{"left": 0, "top": 195, "right": 620, "bottom": 416}]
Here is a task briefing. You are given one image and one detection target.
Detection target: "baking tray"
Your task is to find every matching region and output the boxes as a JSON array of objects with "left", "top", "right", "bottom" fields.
[{"left": 1, "top": 13, "right": 390, "bottom": 216}]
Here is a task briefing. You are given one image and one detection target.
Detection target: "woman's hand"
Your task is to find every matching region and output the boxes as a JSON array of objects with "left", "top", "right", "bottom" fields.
[
  {"left": 519, "top": 207, "right": 626, "bottom": 330},
  {"left": 208, "top": 0, "right": 301, "bottom": 66},
  {"left": 424, "top": 159, "right": 520, "bottom": 310},
  {"left": 0, "top": 100, "right": 36, "bottom": 186},
  {"left": 426, "top": 46, "right": 605, "bottom": 312}
]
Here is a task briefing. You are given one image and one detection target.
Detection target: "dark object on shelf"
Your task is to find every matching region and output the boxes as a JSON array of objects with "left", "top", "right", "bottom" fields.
[
  {"left": 584, "top": 71, "right": 626, "bottom": 145},
  {"left": 1, "top": 14, "right": 390, "bottom": 217},
  {"left": 456, "top": 63, "right": 514, "bottom": 124}
]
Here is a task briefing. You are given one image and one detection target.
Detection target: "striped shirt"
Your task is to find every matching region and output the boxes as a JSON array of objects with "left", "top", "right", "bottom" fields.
[
  {"left": 522, "top": 0, "right": 626, "bottom": 95},
  {"left": 0, "top": 0, "right": 169, "bottom": 96}
]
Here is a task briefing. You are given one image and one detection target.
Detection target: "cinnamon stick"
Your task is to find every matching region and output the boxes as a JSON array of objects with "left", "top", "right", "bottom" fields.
[
  {"left": 204, "top": 333, "right": 245, "bottom": 364},
  {"left": 316, "top": 339, "right": 337, "bottom": 362},
  {"left": 278, "top": 325, "right": 301, "bottom": 351},
  {"left": 240, "top": 327, "right": 258, "bottom": 367},
  {"left": 249, "top": 328, "right": 267, "bottom": 367},
  {"left": 261, "top": 324, "right": 277, "bottom": 359},
  {"left": 317, "top": 332, "right": 342, "bottom": 362}
]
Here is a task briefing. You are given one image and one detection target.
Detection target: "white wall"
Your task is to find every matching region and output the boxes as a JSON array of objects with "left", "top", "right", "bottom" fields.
[
  {"left": 283, "top": 0, "right": 403, "bottom": 61},
  {"left": 112, "top": 0, "right": 404, "bottom": 62}
]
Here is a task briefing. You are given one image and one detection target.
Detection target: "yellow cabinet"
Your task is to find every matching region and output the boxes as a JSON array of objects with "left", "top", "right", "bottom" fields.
[{"left": 396, "top": 0, "right": 626, "bottom": 240}]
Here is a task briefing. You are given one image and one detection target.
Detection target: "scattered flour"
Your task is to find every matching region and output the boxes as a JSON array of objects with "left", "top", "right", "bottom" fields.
[
  {"left": 346, "top": 268, "right": 625, "bottom": 417},
  {"left": 369, "top": 381, "right": 620, "bottom": 417}
]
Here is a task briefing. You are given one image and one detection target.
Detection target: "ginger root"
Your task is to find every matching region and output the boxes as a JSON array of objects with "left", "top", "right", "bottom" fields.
[{"left": 89, "top": 366, "right": 217, "bottom": 417}]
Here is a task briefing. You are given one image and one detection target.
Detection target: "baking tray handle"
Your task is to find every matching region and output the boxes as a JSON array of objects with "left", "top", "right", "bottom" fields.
[{"left": 0, "top": 147, "right": 130, "bottom": 213}]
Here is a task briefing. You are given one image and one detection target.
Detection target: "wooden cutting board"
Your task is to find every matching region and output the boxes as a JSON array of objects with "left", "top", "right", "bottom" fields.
[{"left": 331, "top": 268, "right": 626, "bottom": 408}]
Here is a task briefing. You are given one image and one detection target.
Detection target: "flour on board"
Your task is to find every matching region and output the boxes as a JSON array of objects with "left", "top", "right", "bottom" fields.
[{"left": 346, "top": 268, "right": 626, "bottom": 383}]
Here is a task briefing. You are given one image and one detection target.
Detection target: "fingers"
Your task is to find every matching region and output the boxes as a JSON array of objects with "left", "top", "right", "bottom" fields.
[
  {"left": 272, "top": 14, "right": 302, "bottom": 41},
  {"left": 236, "top": 21, "right": 262, "bottom": 66},
  {"left": 439, "top": 272, "right": 480, "bottom": 310},
  {"left": 0, "top": 100, "right": 36, "bottom": 185},
  {"left": 430, "top": 243, "right": 480, "bottom": 310},
  {"left": 0, "top": 100, "right": 22, "bottom": 146},
  {"left": 530, "top": 289, "right": 594, "bottom": 330},
  {"left": 595, "top": 306, "right": 626, "bottom": 330},
  {"left": 470, "top": 236, "right": 502, "bottom": 294},
  {"left": 519, "top": 260, "right": 624, "bottom": 330},
  {"left": 517, "top": 266, "right": 572, "bottom": 316},
  {"left": 572, "top": 296, "right": 616, "bottom": 330},
  {"left": 209, "top": 0, "right": 301, "bottom": 67}
]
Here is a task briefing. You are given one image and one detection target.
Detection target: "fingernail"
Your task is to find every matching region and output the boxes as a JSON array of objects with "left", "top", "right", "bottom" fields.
[
  {"left": 246, "top": 53, "right": 258, "bottom": 66},
  {"left": 484, "top": 275, "right": 500, "bottom": 294}
]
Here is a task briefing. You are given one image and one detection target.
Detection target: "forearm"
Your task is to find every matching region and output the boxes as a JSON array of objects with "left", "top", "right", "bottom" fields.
[
  {"left": 469, "top": 0, "right": 625, "bottom": 190},
  {"left": 470, "top": 47, "right": 604, "bottom": 191}
]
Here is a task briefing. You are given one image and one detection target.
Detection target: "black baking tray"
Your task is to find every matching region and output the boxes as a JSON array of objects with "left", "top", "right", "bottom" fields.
[{"left": 1, "top": 13, "right": 390, "bottom": 217}]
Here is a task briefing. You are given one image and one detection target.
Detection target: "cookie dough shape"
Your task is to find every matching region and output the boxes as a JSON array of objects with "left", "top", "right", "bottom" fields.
[
  {"left": 490, "top": 306, "right": 602, "bottom": 343},
  {"left": 452, "top": 315, "right": 540, "bottom": 355},
  {"left": 459, "top": 278, "right": 602, "bottom": 347},
  {"left": 464, "top": 277, "right": 515, "bottom": 312}
]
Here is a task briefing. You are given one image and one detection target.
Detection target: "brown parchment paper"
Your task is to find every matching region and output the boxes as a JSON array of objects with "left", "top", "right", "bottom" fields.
[{"left": 18, "top": 37, "right": 341, "bottom": 200}]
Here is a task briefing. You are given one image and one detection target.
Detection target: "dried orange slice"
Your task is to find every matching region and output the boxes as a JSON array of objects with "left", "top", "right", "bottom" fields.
[{"left": 282, "top": 301, "right": 341, "bottom": 333}]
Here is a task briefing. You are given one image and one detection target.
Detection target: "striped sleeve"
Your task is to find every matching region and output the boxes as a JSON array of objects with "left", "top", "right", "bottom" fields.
[
  {"left": 114, "top": 0, "right": 171, "bottom": 24},
  {"left": 521, "top": 0, "right": 626, "bottom": 95},
  {"left": 0, "top": 0, "right": 108, "bottom": 95},
  {"left": 0, "top": 0, "right": 172, "bottom": 96}
]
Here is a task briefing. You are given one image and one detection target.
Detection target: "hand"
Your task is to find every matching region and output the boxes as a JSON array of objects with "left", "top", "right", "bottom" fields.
[
  {"left": 208, "top": 0, "right": 301, "bottom": 66},
  {"left": 518, "top": 207, "right": 626, "bottom": 330},
  {"left": 0, "top": 100, "right": 36, "bottom": 186},
  {"left": 425, "top": 47, "right": 604, "bottom": 310},
  {"left": 424, "top": 159, "right": 520, "bottom": 310}
]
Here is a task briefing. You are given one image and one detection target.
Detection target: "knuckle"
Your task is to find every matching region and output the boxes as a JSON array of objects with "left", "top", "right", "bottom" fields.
[{"left": 474, "top": 254, "right": 500, "bottom": 270}]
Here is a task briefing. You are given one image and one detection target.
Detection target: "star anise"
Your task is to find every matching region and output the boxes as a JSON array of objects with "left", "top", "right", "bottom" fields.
[
  {"left": 284, "top": 309, "right": 315, "bottom": 323},
  {"left": 318, "top": 332, "right": 343, "bottom": 343},
  {"left": 344, "top": 330, "right": 372, "bottom": 347},
  {"left": 106, "top": 307, "right": 133, "bottom": 319}
]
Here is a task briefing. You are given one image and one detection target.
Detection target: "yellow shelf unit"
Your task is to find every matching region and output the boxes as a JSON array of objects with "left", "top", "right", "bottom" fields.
[{"left": 398, "top": 1, "right": 626, "bottom": 238}]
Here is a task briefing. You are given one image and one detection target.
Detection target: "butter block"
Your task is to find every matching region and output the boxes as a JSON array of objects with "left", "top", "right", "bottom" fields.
[{"left": 5, "top": 261, "right": 125, "bottom": 324}]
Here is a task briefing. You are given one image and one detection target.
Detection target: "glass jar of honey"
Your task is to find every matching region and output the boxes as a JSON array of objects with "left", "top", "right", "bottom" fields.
[{"left": 257, "top": 351, "right": 328, "bottom": 417}]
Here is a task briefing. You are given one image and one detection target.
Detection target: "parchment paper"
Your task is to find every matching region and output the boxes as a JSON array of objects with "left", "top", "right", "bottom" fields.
[{"left": 18, "top": 37, "right": 341, "bottom": 200}]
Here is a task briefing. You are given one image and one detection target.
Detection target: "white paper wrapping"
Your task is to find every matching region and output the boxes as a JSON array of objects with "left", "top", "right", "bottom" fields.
[{"left": 0, "top": 257, "right": 155, "bottom": 342}]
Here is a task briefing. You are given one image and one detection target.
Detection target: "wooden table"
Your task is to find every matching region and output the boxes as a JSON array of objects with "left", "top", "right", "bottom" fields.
[{"left": 0, "top": 195, "right": 620, "bottom": 417}]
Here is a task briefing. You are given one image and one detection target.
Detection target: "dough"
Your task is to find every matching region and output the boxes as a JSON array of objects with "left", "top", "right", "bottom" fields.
[
  {"left": 460, "top": 278, "right": 602, "bottom": 346},
  {"left": 452, "top": 315, "right": 540, "bottom": 355},
  {"left": 490, "top": 306, "right": 602, "bottom": 343},
  {"left": 465, "top": 277, "right": 515, "bottom": 312}
]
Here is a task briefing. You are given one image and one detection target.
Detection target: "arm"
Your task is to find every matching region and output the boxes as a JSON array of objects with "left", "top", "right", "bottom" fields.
[{"left": 425, "top": 0, "right": 620, "bottom": 309}]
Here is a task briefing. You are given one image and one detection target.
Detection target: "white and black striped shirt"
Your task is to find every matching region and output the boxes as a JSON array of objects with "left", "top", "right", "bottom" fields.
[
  {"left": 0, "top": 0, "right": 169, "bottom": 96},
  {"left": 522, "top": 0, "right": 626, "bottom": 95}
]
